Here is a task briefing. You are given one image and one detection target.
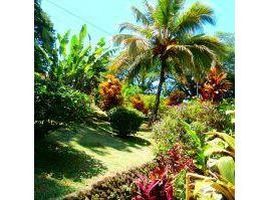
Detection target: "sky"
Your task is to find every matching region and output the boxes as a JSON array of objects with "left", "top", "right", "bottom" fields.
[{"left": 42, "top": 0, "right": 234, "bottom": 45}]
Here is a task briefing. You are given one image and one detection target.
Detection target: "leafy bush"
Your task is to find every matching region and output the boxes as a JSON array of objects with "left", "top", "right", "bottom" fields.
[
  {"left": 99, "top": 75, "right": 123, "bottom": 110},
  {"left": 130, "top": 95, "right": 149, "bottom": 115},
  {"left": 122, "top": 84, "right": 143, "bottom": 100},
  {"left": 133, "top": 145, "right": 195, "bottom": 200},
  {"left": 156, "top": 144, "right": 195, "bottom": 174},
  {"left": 108, "top": 107, "right": 144, "bottom": 137},
  {"left": 153, "top": 99, "right": 232, "bottom": 153},
  {"left": 153, "top": 107, "right": 183, "bottom": 152},
  {"left": 173, "top": 170, "right": 187, "bottom": 200},
  {"left": 140, "top": 94, "right": 167, "bottom": 117},
  {"left": 200, "top": 66, "right": 232, "bottom": 102},
  {"left": 133, "top": 167, "right": 173, "bottom": 200},
  {"left": 35, "top": 73, "right": 92, "bottom": 137},
  {"left": 165, "top": 90, "right": 186, "bottom": 106}
]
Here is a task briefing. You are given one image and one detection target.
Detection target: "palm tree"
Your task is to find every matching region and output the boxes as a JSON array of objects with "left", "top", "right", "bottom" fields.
[{"left": 112, "top": 0, "right": 226, "bottom": 122}]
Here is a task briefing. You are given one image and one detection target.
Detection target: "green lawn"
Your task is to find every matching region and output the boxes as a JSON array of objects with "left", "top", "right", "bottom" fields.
[{"left": 35, "top": 121, "right": 155, "bottom": 200}]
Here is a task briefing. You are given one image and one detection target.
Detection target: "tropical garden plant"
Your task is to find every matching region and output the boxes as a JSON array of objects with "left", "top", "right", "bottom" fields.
[
  {"left": 99, "top": 74, "right": 124, "bottom": 110},
  {"left": 185, "top": 131, "right": 235, "bottom": 200},
  {"left": 165, "top": 89, "right": 186, "bottom": 106},
  {"left": 112, "top": 0, "right": 226, "bottom": 122},
  {"left": 108, "top": 107, "right": 144, "bottom": 137},
  {"left": 200, "top": 66, "right": 232, "bottom": 102},
  {"left": 34, "top": 73, "right": 92, "bottom": 138},
  {"left": 130, "top": 95, "right": 149, "bottom": 115},
  {"left": 50, "top": 25, "right": 113, "bottom": 95}
]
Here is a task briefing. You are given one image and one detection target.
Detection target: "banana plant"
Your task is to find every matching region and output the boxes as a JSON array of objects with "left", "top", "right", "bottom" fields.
[{"left": 50, "top": 24, "right": 115, "bottom": 94}]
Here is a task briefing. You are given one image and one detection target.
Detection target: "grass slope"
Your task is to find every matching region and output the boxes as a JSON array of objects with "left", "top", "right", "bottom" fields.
[{"left": 35, "top": 122, "right": 154, "bottom": 200}]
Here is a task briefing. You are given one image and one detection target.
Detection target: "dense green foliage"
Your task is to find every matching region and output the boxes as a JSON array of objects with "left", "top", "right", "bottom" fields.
[
  {"left": 34, "top": 0, "right": 57, "bottom": 73},
  {"left": 153, "top": 99, "right": 234, "bottom": 153},
  {"left": 34, "top": 73, "right": 92, "bottom": 136},
  {"left": 51, "top": 25, "right": 112, "bottom": 95},
  {"left": 108, "top": 107, "right": 144, "bottom": 137}
]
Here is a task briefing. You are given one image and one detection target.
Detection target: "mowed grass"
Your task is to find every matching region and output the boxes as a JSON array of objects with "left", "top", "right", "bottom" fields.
[{"left": 35, "top": 122, "right": 155, "bottom": 200}]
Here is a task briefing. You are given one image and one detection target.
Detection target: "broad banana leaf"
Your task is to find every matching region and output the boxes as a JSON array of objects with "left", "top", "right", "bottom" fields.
[{"left": 217, "top": 156, "right": 235, "bottom": 185}]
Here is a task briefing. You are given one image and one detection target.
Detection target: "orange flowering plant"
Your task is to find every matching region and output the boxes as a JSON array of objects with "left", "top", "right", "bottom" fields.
[{"left": 99, "top": 75, "right": 123, "bottom": 110}]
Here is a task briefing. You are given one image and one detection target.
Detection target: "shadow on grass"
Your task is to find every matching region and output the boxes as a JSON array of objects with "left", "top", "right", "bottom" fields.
[
  {"left": 34, "top": 175, "right": 76, "bottom": 200},
  {"left": 35, "top": 140, "right": 107, "bottom": 199},
  {"left": 35, "top": 140, "right": 107, "bottom": 181},
  {"left": 50, "top": 122, "right": 152, "bottom": 156},
  {"left": 73, "top": 124, "right": 152, "bottom": 155}
]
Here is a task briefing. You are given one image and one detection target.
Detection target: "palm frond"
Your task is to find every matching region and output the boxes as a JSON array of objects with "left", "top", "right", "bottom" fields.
[
  {"left": 119, "top": 22, "right": 153, "bottom": 38},
  {"left": 189, "top": 46, "right": 215, "bottom": 81},
  {"left": 109, "top": 52, "right": 130, "bottom": 72},
  {"left": 131, "top": 6, "right": 150, "bottom": 25},
  {"left": 186, "top": 35, "right": 227, "bottom": 58},
  {"left": 153, "top": 0, "right": 173, "bottom": 27},
  {"left": 127, "top": 51, "right": 153, "bottom": 81},
  {"left": 167, "top": 44, "right": 195, "bottom": 75},
  {"left": 173, "top": 2, "right": 215, "bottom": 35},
  {"left": 113, "top": 34, "right": 134, "bottom": 46}
]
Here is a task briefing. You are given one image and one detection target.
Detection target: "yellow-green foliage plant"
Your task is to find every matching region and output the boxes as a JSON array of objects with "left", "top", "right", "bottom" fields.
[{"left": 185, "top": 131, "right": 235, "bottom": 200}]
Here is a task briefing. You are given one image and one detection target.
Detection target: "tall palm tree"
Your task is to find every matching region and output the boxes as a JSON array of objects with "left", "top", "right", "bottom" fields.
[{"left": 112, "top": 0, "right": 226, "bottom": 122}]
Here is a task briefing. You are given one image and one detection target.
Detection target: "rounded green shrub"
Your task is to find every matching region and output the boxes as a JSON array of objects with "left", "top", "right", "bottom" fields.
[{"left": 108, "top": 107, "right": 144, "bottom": 137}]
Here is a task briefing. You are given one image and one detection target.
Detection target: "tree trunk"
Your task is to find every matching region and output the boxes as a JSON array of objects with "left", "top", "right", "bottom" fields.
[
  {"left": 150, "top": 60, "right": 166, "bottom": 125},
  {"left": 196, "top": 82, "right": 199, "bottom": 97}
]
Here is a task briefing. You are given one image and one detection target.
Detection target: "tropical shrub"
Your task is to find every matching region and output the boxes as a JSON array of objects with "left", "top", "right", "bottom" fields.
[
  {"left": 156, "top": 144, "right": 195, "bottom": 174},
  {"left": 165, "top": 90, "right": 186, "bottom": 106},
  {"left": 133, "top": 167, "right": 173, "bottom": 200},
  {"left": 200, "top": 66, "right": 232, "bottom": 102},
  {"left": 153, "top": 107, "right": 184, "bottom": 153},
  {"left": 153, "top": 99, "right": 230, "bottom": 153},
  {"left": 99, "top": 75, "right": 123, "bottom": 110},
  {"left": 178, "top": 100, "right": 230, "bottom": 131},
  {"left": 130, "top": 95, "right": 149, "bottom": 115},
  {"left": 173, "top": 170, "right": 187, "bottom": 200},
  {"left": 217, "top": 98, "right": 235, "bottom": 133},
  {"left": 34, "top": 73, "right": 92, "bottom": 137},
  {"left": 140, "top": 94, "right": 167, "bottom": 117},
  {"left": 108, "top": 107, "right": 144, "bottom": 137},
  {"left": 186, "top": 131, "right": 235, "bottom": 200},
  {"left": 133, "top": 144, "right": 196, "bottom": 200},
  {"left": 122, "top": 84, "right": 143, "bottom": 100}
]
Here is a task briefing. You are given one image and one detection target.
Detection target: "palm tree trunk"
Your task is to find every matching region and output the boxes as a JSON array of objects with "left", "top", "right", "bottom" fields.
[
  {"left": 150, "top": 60, "right": 166, "bottom": 124},
  {"left": 196, "top": 82, "right": 199, "bottom": 97}
]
